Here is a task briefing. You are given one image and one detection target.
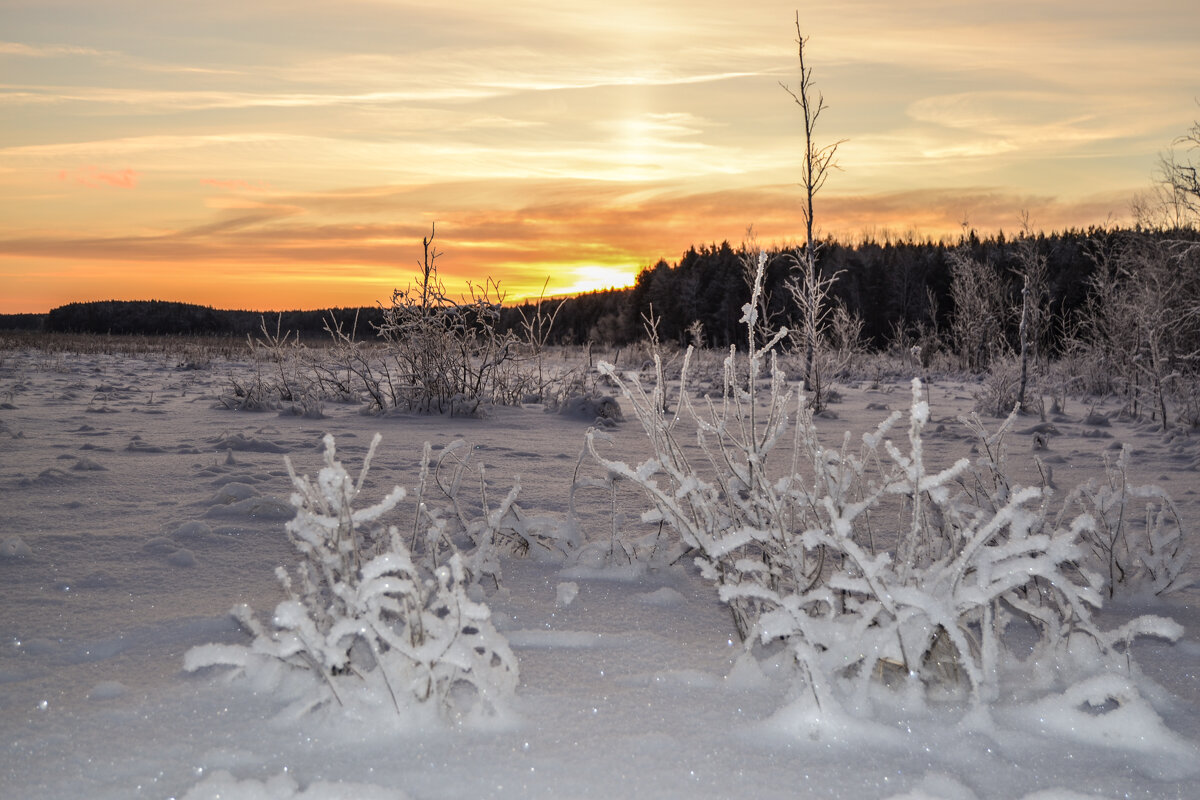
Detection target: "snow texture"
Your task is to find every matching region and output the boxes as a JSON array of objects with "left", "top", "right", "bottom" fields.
[{"left": 1, "top": 347, "right": 1198, "bottom": 799}]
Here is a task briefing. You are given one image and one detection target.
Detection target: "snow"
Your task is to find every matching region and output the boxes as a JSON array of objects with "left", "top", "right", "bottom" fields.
[{"left": 1, "top": 347, "right": 1199, "bottom": 799}]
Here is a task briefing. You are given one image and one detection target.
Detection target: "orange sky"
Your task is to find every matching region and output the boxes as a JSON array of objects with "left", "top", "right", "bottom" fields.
[{"left": 2, "top": 1, "right": 1198, "bottom": 313}]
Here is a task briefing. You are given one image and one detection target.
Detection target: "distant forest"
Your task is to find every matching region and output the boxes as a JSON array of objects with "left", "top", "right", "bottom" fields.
[{"left": 4, "top": 227, "right": 1196, "bottom": 355}]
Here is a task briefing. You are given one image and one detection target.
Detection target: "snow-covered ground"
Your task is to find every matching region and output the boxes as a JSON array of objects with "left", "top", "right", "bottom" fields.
[{"left": 1, "top": 347, "right": 1198, "bottom": 799}]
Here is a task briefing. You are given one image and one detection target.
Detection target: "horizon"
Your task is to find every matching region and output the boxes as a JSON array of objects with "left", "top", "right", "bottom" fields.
[
  {"left": 2, "top": 1, "right": 1197, "bottom": 314},
  {"left": 1, "top": 223, "right": 1171, "bottom": 318}
]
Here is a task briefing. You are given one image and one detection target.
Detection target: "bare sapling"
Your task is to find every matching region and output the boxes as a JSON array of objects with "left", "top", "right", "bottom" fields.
[
  {"left": 740, "top": 228, "right": 783, "bottom": 349},
  {"left": 780, "top": 15, "right": 845, "bottom": 402},
  {"left": 321, "top": 311, "right": 399, "bottom": 412},
  {"left": 221, "top": 314, "right": 322, "bottom": 416},
  {"left": 1014, "top": 213, "right": 1050, "bottom": 411}
]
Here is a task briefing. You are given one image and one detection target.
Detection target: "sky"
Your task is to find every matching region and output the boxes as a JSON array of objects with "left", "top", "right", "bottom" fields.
[{"left": 1, "top": 0, "right": 1198, "bottom": 314}]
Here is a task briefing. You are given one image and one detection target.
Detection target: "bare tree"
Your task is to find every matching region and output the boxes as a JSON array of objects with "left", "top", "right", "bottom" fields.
[
  {"left": 1135, "top": 116, "right": 1200, "bottom": 230},
  {"left": 1014, "top": 212, "right": 1050, "bottom": 409},
  {"left": 1164, "top": 117, "right": 1200, "bottom": 222},
  {"left": 516, "top": 278, "right": 567, "bottom": 401},
  {"left": 780, "top": 13, "right": 845, "bottom": 394}
]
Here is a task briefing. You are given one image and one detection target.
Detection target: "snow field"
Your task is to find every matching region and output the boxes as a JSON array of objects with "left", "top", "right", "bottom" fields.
[{"left": 1, "top": 347, "right": 1198, "bottom": 798}]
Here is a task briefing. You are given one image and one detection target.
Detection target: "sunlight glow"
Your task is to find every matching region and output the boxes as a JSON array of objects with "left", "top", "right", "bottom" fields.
[{"left": 539, "top": 264, "right": 641, "bottom": 299}]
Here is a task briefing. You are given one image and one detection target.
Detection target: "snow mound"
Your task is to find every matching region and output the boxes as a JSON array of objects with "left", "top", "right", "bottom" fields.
[
  {"left": 505, "top": 629, "right": 607, "bottom": 648},
  {"left": 553, "top": 394, "right": 623, "bottom": 425},
  {"left": 204, "top": 496, "right": 294, "bottom": 520},
  {"left": 759, "top": 690, "right": 906, "bottom": 748},
  {"left": 167, "top": 548, "right": 197, "bottom": 567},
  {"left": 1, "top": 536, "right": 33, "bottom": 558},
  {"left": 555, "top": 581, "right": 579, "bottom": 607},
  {"left": 174, "top": 521, "right": 213, "bottom": 540},
  {"left": 636, "top": 587, "right": 686, "bottom": 607},
  {"left": 208, "top": 482, "right": 261, "bottom": 505},
  {"left": 210, "top": 432, "right": 288, "bottom": 453},
  {"left": 883, "top": 772, "right": 979, "bottom": 800},
  {"left": 71, "top": 456, "right": 107, "bottom": 471},
  {"left": 618, "top": 668, "right": 722, "bottom": 690},
  {"left": 87, "top": 680, "right": 128, "bottom": 700},
  {"left": 183, "top": 770, "right": 408, "bottom": 800},
  {"left": 1004, "top": 673, "right": 1200, "bottom": 781}
]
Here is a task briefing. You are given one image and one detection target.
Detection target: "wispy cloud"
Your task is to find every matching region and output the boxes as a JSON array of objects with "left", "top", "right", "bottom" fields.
[
  {"left": 0, "top": 175, "right": 1139, "bottom": 309},
  {"left": 200, "top": 177, "right": 272, "bottom": 192},
  {"left": 57, "top": 165, "right": 139, "bottom": 189},
  {"left": 0, "top": 84, "right": 500, "bottom": 111},
  {"left": 0, "top": 41, "right": 115, "bottom": 58},
  {"left": 1, "top": 133, "right": 302, "bottom": 158}
]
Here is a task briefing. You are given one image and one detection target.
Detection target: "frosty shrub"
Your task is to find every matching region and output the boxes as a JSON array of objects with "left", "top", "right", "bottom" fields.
[
  {"left": 230, "top": 227, "right": 581, "bottom": 416},
  {"left": 185, "top": 434, "right": 519, "bottom": 721},
  {"left": 375, "top": 226, "right": 522, "bottom": 413},
  {"left": 971, "top": 356, "right": 1044, "bottom": 419},
  {"left": 948, "top": 246, "right": 1010, "bottom": 373},
  {"left": 1058, "top": 444, "right": 1191, "bottom": 597},
  {"left": 1076, "top": 232, "right": 1200, "bottom": 430},
  {"left": 514, "top": 281, "right": 569, "bottom": 403},
  {"left": 591, "top": 255, "right": 1181, "bottom": 716},
  {"left": 218, "top": 315, "right": 324, "bottom": 417}
]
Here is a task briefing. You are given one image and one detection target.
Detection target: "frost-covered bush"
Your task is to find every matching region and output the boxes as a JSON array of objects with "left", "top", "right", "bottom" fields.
[
  {"left": 1058, "top": 444, "right": 1191, "bottom": 597},
  {"left": 216, "top": 231, "right": 575, "bottom": 416},
  {"left": 1075, "top": 232, "right": 1200, "bottom": 430},
  {"left": 970, "top": 356, "right": 1044, "bottom": 418},
  {"left": 591, "top": 255, "right": 1182, "bottom": 717},
  {"left": 948, "top": 246, "right": 1011, "bottom": 373},
  {"left": 215, "top": 315, "right": 323, "bottom": 416},
  {"left": 186, "top": 434, "right": 519, "bottom": 721},
  {"left": 374, "top": 228, "right": 522, "bottom": 413}
]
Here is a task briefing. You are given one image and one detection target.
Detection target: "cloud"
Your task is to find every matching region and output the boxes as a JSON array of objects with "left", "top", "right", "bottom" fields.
[
  {"left": 57, "top": 165, "right": 139, "bottom": 189},
  {"left": 200, "top": 177, "right": 272, "bottom": 192},
  {"left": 0, "top": 41, "right": 113, "bottom": 58},
  {"left": 0, "top": 176, "right": 1138, "bottom": 310},
  {"left": 4, "top": 133, "right": 301, "bottom": 159},
  {"left": 0, "top": 85, "right": 498, "bottom": 112}
]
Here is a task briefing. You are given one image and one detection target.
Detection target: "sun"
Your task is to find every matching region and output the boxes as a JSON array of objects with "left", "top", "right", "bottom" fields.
[{"left": 508, "top": 263, "right": 640, "bottom": 302}]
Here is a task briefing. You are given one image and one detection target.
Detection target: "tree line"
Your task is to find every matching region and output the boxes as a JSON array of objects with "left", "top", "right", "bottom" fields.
[
  {"left": 555, "top": 226, "right": 1198, "bottom": 355},
  {"left": 4, "top": 226, "right": 1197, "bottom": 361}
]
